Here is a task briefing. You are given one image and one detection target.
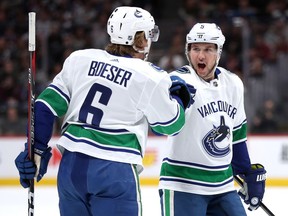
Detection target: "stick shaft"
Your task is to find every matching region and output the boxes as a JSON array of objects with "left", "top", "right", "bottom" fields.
[
  {"left": 234, "top": 175, "right": 275, "bottom": 216},
  {"left": 28, "top": 12, "right": 36, "bottom": 216}
]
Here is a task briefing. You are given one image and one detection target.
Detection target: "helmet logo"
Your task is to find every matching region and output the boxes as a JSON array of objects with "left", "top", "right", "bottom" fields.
[{"left": 134, "top": 9, "right": 143, "bottom": 18}]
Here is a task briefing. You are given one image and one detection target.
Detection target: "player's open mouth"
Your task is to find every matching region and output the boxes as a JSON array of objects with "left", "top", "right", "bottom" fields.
[{"left": 198, "top": 63, "right": 206, "bottom": 69}]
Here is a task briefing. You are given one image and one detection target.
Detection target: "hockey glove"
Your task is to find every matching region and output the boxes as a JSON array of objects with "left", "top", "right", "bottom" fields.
[
  {"left": 238, "top": 163, "right": 266, "bottom": 211},
  {"left": 15, "top": 144, "right": 52, "bottom": 188},
  {"left": 170, "top": 75, "right": 196, "bottom": 109},
  {"left": 187, "top": 84, "right": 196, "bottom": 104}
]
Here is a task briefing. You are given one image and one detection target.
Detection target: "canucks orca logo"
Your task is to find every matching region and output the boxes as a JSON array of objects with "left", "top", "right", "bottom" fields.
[
  {"left": 134, "top": 9, "right": 143, "bottom": 18},
  {"left": 202, "top": 116, "right": 231, "bottom": 157}
]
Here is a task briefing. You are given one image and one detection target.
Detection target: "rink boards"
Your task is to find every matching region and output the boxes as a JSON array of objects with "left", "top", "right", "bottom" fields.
[{"left": 1, "top": 135, "right": 288, "bottom": 186}]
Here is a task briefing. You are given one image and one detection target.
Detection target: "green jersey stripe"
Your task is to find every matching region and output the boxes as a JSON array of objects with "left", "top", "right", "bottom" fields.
[
  {"left": 151, "top": 107, "right": 185, "bottom": 135},
  {"left": 65, "top": 124, "right": 142, "bottom": 153},
  {"left": 160, "top": 162, "right": 233, "bottom": 183},
  {"left": 233, "top": 122, "right": 247, "bottom": 141},
  {"left": 37, "top": 88, "right": 68, "bottom": 117}
]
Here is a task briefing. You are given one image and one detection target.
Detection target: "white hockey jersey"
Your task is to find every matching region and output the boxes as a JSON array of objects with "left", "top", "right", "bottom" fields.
[
  {"left": 159, "top": 65, "right": 248, "bottom": 195},
  {"left": 36, "top": 49, "right": 185, "bottom": 172}
]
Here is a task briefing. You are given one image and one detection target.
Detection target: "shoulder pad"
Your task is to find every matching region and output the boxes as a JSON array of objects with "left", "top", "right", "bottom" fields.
[
  {"left": 149, "top": 63, "right": 165, "bottom": 73},
  {"left": 175, "top": 66, "right": 191, "bottom": 74}
]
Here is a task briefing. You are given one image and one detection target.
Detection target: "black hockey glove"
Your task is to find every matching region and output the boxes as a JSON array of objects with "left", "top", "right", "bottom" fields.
[
  {"left": 170, "top": 75, "right": 196, "bottom": 109},
  {"left": 238, "top": 163, "right": 266, "bottom": 211},
  {"left": 15, "top": 143, "right": 52, "bottom": 188}
]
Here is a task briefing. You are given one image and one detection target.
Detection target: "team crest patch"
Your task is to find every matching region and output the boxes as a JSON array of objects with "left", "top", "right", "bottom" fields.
[{"left": 202, "top": 116, "right": 231, "bottom": 158}]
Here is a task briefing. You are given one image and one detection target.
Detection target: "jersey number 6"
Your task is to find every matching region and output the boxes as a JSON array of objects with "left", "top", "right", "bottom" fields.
[{"left": 79, "top": 83, "right": 112, "bottom": 126}]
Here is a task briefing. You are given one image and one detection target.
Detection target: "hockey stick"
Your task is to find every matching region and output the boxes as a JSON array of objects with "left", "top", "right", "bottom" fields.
[
  {"left": 28, "top": 12, "right": 36, "bottom": 216},
  {"left": 234, "top": 175, "right": 275, "bottom": 216}
]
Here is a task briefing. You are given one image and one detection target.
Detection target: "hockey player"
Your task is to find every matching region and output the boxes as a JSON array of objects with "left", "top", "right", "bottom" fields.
[
  {"left": 14, "top": 6, "right": 193, "bottom": 216},
  {"left": 158, "top": 23, "right": 266, "bottom": 216}
]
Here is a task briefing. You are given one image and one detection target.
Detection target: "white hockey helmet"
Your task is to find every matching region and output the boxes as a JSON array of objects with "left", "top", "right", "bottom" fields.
[
  {"left": 186, "top": 23, "right": 225, "bottom": 63},
  {"left": 107, "top": 6, "right": 159, "bottom": 46}
]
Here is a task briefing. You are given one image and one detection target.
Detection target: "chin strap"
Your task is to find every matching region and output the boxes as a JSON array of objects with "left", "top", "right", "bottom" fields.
[{"left": 133, "top": 39, "right": 152, "bottom": 61}]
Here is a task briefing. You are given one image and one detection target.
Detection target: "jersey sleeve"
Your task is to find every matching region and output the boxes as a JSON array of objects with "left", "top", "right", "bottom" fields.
[
  {"left": 231, "top": 75, "right": 251, "bottom": 174},
  {"left": 36, "top": 54, "right": 72, "bottom": 117},
  {"left": 232, "top": 142, "right": 251, "bottom": 175},
  {"left": 33, "top": 54, "right": 73, "bottom": 148},
  {"left": 232, "top": 76, "right": 247, "bottom": 145},
  {"left": 138, "top": 72, "right": 185, "bottom": 136},
  {"left": 33, "top": 102, "right": 56, "bottom": 149}
]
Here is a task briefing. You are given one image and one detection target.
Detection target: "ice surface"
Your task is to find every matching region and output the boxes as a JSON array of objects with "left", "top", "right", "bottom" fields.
[{"left": 0, "top": 186, "right": 286, "bottom": 216}]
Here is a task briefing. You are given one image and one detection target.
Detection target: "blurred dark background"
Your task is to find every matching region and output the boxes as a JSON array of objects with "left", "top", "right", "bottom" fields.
[{"left": 0, "top": 0, "right": 287, "bottom": 135}]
